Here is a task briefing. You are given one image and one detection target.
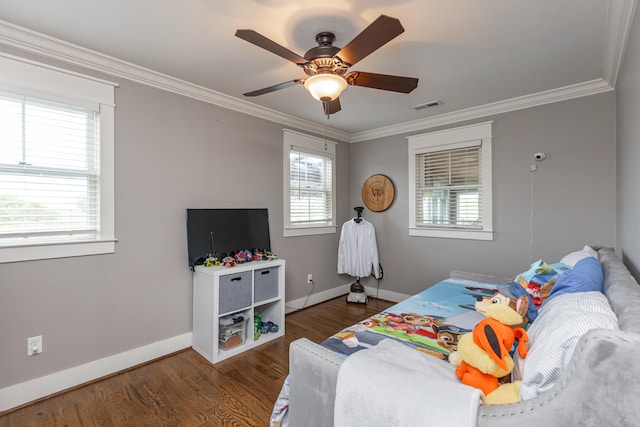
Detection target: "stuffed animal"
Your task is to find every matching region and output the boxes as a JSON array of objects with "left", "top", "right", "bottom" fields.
[
  {"left": 475, "top": 282, "right": 537, "bottom": 326},
  {"left": 449, "top": 301, "right": 529, "bottom": 404}
]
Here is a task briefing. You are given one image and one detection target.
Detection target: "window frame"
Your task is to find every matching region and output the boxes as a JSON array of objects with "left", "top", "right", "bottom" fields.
[
  {"left": 408, "top": 121, "right": 493, "bottom": 240},
  {"left": 0, "top": 53, "right": 117, "bottom": 263},
  {"left": 283, "top": 129, "right": 336, "bottom": 237}
]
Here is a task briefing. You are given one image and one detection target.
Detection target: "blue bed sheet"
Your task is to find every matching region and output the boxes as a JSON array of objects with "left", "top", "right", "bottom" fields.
[{"left": 320, "top": 278, "right": 504, "bottom": 360}]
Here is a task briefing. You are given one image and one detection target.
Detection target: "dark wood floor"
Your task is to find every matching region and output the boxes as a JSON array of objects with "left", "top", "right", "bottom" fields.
[{"left": 0, "top": 296, "right": 393, "bottom": 426}]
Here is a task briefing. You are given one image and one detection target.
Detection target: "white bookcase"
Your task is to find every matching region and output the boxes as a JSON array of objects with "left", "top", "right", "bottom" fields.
[{"left": 192, "top": 258, "right": 285, "bottom": 364}]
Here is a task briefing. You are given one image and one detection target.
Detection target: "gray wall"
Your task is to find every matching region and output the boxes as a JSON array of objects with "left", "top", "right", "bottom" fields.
[
  {"left": 0, "top": 62, "right": 350, "bottom": 388},
  {"left": 617, "top": 7, "right": 640, "bottom": 279},
  {"left": 0, "top": 46, "right": 619, "bottom": 391},
  {"left": 351, "top": 92, "right": 617, "bottom": 296}
]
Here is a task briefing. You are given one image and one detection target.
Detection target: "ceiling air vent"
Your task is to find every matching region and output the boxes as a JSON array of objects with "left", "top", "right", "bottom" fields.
[{"left": 412, "top": 100, "right": 443, "bottom": 110}]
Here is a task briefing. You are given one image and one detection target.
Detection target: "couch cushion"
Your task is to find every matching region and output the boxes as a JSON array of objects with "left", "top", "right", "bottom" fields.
[
  {"left": 543, "top": 256, "right": 604, "bottom": 304},
  {"left": 512, "top": 291, "right": 618, "bottom": 400},
  {"left": 559, "top": 245, "right": 598, "bottom": 268},
  {"left": 599, "top": 247, "right": 640, "bottom": 332}
]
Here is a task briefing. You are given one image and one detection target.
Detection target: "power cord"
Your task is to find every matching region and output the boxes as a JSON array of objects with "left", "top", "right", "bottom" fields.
[
  {"left": 528, "top": 152, "right": 545, "bottom": 265},
  {"left": 528, "top": 164, "right": 536, "bottom": 265},
  {"left": 285, "top": 279, "right": 315, "bottom": 311},
  {"left": 303, "top": 278, "right": 315, "bottom": 308}
]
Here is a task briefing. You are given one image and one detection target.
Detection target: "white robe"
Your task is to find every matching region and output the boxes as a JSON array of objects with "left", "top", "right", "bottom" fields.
[{"left": 337, "top": 218, "right": 381, "bottom": 279}]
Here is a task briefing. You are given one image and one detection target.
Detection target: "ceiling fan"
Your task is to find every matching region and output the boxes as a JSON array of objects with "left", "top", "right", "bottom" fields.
[{"left": 235, "top": 15, "right": 419, "bottom": 116}]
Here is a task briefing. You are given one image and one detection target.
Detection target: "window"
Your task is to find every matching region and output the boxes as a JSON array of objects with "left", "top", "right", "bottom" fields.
[
  {"left": 408, "top": 122, "right": 493, "bottom": 240},
  {"left": 283, "top": 129, "right": 336, "bottom": 237},
  {"left": 0, "top": 54, "right": 116, "bottom": 262}
]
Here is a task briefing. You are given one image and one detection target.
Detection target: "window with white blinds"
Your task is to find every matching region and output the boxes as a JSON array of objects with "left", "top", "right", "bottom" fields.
[
  {"left": 0, "top": 54, "right": 116, "bottom": 262},
  {"left": 0, "top": 93, "right": 99, "bottom": 240},
  {"left": 283, "top": 129, "right": 336, "bottom": 237},
  {"left": 415, "top": 146, "right": 482, "bottom": 228},
  {"left": 289, "top": 150, "right": 333, "bottom": 225},
  {"left": 408, "top": 122, "right": 493, "bottom": 240}
]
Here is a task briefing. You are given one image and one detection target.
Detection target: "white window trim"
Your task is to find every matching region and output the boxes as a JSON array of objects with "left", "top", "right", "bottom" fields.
[
  {"left": 408, "top": 121, "right": 493, "bottom": 240},
  {"left": 283, "top": 129, "right": 336, "bottom": 237},
  {"left": 0, "top": 53, "right": 117, "bottom": 263}
]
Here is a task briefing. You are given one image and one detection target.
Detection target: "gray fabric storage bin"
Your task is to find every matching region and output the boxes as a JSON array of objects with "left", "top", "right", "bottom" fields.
[
  {"left": 219, "top": 271, "right": 252, "bottom": 314},
  {"left": 254, "top": 267, "right": 279, "bottom": 303}
]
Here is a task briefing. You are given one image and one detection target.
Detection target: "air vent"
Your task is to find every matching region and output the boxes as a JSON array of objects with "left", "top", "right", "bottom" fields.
[{"left": 412, "top": 100, "right": 443, "bottom": 110}]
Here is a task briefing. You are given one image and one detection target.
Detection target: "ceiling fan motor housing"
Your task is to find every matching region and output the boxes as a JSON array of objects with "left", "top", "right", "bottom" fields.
[{"left": 303, "top": 32, "right": 349, "bottom": 76}]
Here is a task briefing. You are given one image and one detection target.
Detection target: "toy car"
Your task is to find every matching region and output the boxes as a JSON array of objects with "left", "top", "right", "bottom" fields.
[
  {"left": 221, "top": 256, "right": 236, "bottom": 268},
  {"left": 252, "top": 249, "right": 268, "bottom": 261},
  {"left": 204, "top": 256, "right": 219, "bottom": 267},
  {"left": 234, "top": 250, "right": 252, "bottom": 264},
  {"left": 264, "top": 250, "right": 278, "bottom": 260},
  {"left": 260, "top": 321, "right": 279, "bottom": 334}
]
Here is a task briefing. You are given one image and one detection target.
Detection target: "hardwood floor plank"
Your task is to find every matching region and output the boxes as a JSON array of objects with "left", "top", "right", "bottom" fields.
[{"left": 0, "top": 296, "right": 394, "bottom": 426}]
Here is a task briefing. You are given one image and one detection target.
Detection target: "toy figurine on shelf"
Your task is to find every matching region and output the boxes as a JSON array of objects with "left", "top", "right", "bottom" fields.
[
  {"left": 221, "top": 256, "right": 236, "bottom": 268},
  {"left": 234, "top": 249, "right": 252, "bottom": 264},
  {"left": 252, "top": 249, "right": 268, "bottom": 261},
  {"left": 264, "top": 250, "right": 278, "bottom": 260},
  {"left": 204, "top": 255, "right": 220, "bottom": 267}
]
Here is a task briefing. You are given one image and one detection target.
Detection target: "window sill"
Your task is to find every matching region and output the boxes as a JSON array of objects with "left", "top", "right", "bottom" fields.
[
  {"left": 284, "top": 226, "right": 336, "bottom": 237},
  {"left": 0, "top": 238, "right": 116, "bottom": 263},
  {"left": 409, "top": 227, "right": 493, "bottom": 241}
]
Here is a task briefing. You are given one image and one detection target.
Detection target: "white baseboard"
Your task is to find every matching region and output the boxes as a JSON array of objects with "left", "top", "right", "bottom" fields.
[
  {"left": 364, "top": 286, "right": 411, "bottom": 303},
  {"left": 2, "top": 285, "right": 409, "bottom": 412},
  {"left": 0, "top": 332, "right": 192, "bottom": 413},
  {"left": 285, "top": 283, "right": 410, "bottom": 313},
  {"left": 285, "top": 283, "right": 351, "bottom": 313}
]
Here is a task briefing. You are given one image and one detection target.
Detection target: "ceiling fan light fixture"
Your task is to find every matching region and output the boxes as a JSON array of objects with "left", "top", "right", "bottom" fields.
[{"left": 304, "top": 73, "right": 347, "bottom": 102}]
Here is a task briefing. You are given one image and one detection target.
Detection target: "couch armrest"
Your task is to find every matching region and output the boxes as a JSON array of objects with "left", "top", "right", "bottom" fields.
[
  {"left": 477, "top": 328, "right": 640, "bottom": 426},
  {"left": 289, "top": 338, "right": 343, "bottom": 427}
]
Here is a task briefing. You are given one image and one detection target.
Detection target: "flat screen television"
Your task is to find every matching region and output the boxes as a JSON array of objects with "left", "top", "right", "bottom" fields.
[{"left": 186, "top": 208, "right": 271, "bottom": 268}]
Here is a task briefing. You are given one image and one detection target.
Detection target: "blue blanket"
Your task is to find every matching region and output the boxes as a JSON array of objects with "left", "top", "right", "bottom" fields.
[{"left": 320, "top": 278, "right": 505, "bottom": 360}]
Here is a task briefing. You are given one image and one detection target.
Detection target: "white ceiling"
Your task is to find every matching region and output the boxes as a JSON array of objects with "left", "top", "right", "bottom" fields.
[{"left": 0, "top": 0, "right": 635, "bottom": 141}]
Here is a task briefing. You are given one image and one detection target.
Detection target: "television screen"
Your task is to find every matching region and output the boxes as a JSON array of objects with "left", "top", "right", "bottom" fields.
[{"left": 186, "top": 208, "right": 271, "bottom": 267}]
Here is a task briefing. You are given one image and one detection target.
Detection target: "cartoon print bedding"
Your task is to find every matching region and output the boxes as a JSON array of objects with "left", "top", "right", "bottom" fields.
[
  {"left": 320, "top": 277, "right": 507, "bottom": 360},
  {"left": 269, "top": 276, "right": 507, "bottom": 427}
]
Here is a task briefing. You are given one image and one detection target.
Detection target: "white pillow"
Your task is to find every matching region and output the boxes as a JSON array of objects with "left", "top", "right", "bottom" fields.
[
  {"left": 512, "top": 291, "right": 618, "bottom": 400},
  {"left": 559, "top": 245, "right": 598, "bottom": 268}
]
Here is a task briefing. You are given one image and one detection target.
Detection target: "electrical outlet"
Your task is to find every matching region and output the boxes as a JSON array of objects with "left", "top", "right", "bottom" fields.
[
  {"left": 27, "top": 335, "right": 42, "bottom": 356},
  {"left": 307, "top": 273, "right": 313, "bottom": 285}
]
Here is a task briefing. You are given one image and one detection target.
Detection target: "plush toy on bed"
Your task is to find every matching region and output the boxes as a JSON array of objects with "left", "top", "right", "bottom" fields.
[
  {"left": 449, "top": 299, "right": 529, "bottom": 404},
  {"left": 476, "top": 282, "right": 538, "bottom": 326}
]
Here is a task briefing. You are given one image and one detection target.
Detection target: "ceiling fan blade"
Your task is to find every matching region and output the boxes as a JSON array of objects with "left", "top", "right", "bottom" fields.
[
  {"left": 235, "top": 29, "right": 308, "bottom": 65},
  {"left": 335, "top": 15, "right": 405, "bottom": 67},
  {"left": 345, "top": 71, "right": 418, "bottom": 93},
  {"left": 243, "top": 79, "right": 305, "bottom": 97},
  {"left": 323, "top": 98, "right": 341, "bottom": 115}
]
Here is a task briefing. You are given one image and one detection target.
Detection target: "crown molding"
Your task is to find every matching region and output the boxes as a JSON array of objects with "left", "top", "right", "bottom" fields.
[
  {"left": 0, "top": 19, "right": 351, "bottom": 143},
  {"left": 351, "top": 0, "right": 634, "bottom": 143},
  {"left": 0, "top": 0, "right": 633, "bottom": 146},
  {"left": 603, "top": 0, "right": 638, "bottom": 87},
  {"left": 349, "top": 79, "right": 614, "bottom": 142}
]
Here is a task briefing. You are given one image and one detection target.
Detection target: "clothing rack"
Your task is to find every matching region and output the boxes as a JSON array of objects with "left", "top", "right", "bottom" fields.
[{"left": 354, "top": 206, "right": 364, "bottom": 223}]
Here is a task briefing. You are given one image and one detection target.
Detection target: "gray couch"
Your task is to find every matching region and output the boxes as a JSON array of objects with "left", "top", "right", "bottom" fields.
[{"left": 288, "top": 247, "right": 640, "bottom": 426}]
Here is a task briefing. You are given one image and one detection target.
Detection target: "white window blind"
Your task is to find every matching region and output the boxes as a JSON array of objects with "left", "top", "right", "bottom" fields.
[
  {"left": 416, "top": 146, "right": 482, "bottom": 228},
  {"left": 408, "top": 121, "right": 493, "bottom": 240},
  {"left": 283, "top": 128, "right": 336, "bottom": 237},
  {"left": 289, "top": 149, "right": 333, "bottom": 226},
  {"left": 0, "top": 92, "right": 99, "bottom": 241}
]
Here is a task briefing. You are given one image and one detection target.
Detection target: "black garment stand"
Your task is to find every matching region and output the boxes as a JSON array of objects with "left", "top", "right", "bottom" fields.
[{"left": 347, "top": 206, "right": 367, "bottom": 303}]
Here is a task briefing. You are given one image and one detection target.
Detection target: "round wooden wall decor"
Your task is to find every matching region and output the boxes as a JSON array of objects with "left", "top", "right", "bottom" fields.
[{"left": 362, "top": 174, "right": 395, "bottom": 212}]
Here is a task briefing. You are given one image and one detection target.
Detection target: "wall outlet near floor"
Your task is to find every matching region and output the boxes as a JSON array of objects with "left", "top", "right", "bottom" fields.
[
  {"left": 27, "top": 335, "right": 42, "bottom": 356},
  {"left": 307, "top": 273, "right": 313, "bottom": 285}
]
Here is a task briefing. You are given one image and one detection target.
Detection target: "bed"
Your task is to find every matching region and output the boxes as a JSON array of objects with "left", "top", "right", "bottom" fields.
[
  {"left": 318, "top": 275, "right": 505, "bottom": 360},
  {"left": 277, "top": 247, "right": 640, "bottom": 427}
]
